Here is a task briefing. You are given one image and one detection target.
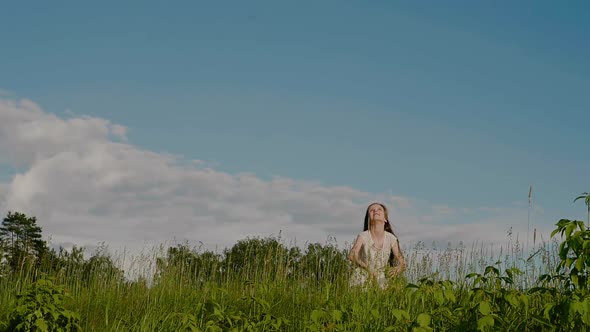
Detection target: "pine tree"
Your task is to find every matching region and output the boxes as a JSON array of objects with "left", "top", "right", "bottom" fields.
[{"left": 0, "top": 211, "right": 48, "bottom": 273}]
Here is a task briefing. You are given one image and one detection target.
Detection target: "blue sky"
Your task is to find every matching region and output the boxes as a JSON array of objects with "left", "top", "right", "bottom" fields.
[{"left": 0, "top": 1, "right": 588, "bottom": 253}]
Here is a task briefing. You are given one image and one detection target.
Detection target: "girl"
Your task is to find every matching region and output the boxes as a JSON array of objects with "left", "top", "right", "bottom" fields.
[{"left": 348, "top": 203, "right": 407, "bottom": 289}]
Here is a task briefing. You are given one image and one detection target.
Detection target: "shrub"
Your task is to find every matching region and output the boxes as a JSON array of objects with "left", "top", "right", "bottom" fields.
[{"left": 6, "top": 278, "right": 81, "bottom": 332}]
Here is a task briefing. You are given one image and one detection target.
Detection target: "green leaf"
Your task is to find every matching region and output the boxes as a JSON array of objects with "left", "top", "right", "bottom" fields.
[
  {"left": 574, "top": 193, "right": 590, "bottom": 203},
  {"left": 252, "top": 296, "right": 271, "bottom": 311},
  {"left": 34, "top": 309, "right": 43, "bottom": 318},
  {"left": 530, "top": 314, "right": 553, "bottom": 327},
  {"left": 434, "top": 290, "right": 444, "bottom": 305},
  {"left": 331, "top": 309, "right": 343, "bottom": 322},
  {"left": 370, "top": 309, "right": 379, "bottom": 320},
  {"left": 352, "top": 302, "right": 362, "bottom": 314},
  {"left": 582, "top": 297, "right": 590, "bottom": 325},
  {"left": 310, "top": 310, "right": 324, "bottom": 324},
  {"left": 412, "top": 327, "right": 433, "bottom": 332},
  {"left": 552, "top": 219, "right": 571, "bottom": 237},
  {"left": 416, "top": 313, "right": 431, "bottom": 327},
  {"left": 444, "top": 289, "right": 456, "bottom": 303},
  {"left": 392, "top": 308, "right": 410, "bottom": 321},
  {"left": 477, "top": 315, "right": 494, "bottom": 331},
  {"left": 565, "top": 222, "right": 577, "bottom": 239},
  {"left": 543, "top": 303, "right": 555, "bottom": 319},
  {"left": 479, "top": 301, "right": 492, "bottom": 315},
  {"left": 568, "top": 300, "right": 583, "bottom": 319},
  {"left": 504, "top": 293, "right": 519, "bottom": 308},
  {"left": 484, "top": 266, "right": 499, "bottom": 277},
  {"left": 520, "top": 294, "right": 530, "bottom": 308},
  {"left": 571, "top": 273, "right": 579, "bottom": 287},
  {"left": 575, "top": 258, "right": 585, "bottom": 271},
  {"left": 34, "top": 319, "right": 49, "bottom": 332}
]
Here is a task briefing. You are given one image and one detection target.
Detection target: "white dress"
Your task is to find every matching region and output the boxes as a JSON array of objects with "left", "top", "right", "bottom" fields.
[{"left": 349, "top": 230, "right": 398, "bottom": 289}]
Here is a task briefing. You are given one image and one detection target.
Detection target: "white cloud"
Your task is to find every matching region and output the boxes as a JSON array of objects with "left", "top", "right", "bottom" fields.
[
  {"left": 0, "top": 98, "right": 126, "bottom": 167},
  {"left": 0, "top": 182, "right": 8, "bottom": 207},
  {"left": 0, "top": 97, "right": 553, "bottom": 264},
  {"left": 431, "top": 204, "right": 455, "bottom": 216}
]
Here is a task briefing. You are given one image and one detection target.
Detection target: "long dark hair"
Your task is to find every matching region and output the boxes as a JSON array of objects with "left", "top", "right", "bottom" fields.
[{"left": 363, "top": 203, "right": 404, "bottom": 267}]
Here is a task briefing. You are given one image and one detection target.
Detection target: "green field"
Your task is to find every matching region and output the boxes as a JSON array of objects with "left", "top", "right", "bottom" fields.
[{"left": 1, "top": 205, "right": 590, "bottom": 331}]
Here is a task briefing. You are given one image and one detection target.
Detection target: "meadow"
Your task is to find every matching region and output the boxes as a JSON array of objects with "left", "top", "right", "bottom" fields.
[{"left": 0, "top": 215, "right": 589, "bottom": 331}]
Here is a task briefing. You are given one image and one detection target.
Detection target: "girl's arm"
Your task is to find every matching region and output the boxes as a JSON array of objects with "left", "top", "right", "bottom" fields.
[
  {"left": 349, "top": 234, "right": 378, "bottom": 280},
  {"left": 348, "top": 234, "right": 367, "bottom": 269},
  {"left": 348, "top": 234, "right": 371, "bottom": 272}
]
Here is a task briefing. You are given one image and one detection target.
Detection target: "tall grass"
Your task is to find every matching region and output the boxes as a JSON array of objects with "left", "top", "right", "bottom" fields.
[
  {"left": 404, "top": 231, "right": 560, "bottom": 289},
  {"left": 0, "top": 230, "right": 563, "bottom": 331}
]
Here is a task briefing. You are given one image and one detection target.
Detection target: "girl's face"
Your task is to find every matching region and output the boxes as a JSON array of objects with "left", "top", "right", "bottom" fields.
[{"left": 368, "top": 204, "right": 386, "bottom": 223}]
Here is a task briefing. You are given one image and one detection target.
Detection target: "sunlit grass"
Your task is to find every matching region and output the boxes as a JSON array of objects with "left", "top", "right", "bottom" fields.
[{"left": 0, "top": 230, "right": 563, "bottom": 331}]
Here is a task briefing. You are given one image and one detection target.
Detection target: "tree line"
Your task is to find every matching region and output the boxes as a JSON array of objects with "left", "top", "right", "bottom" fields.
[
  {"left": 0, "top": 211, "right": 125, "bottom": 284},
  {"left": 0, "top": 211, "right": 352, "bottom": 287}
]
